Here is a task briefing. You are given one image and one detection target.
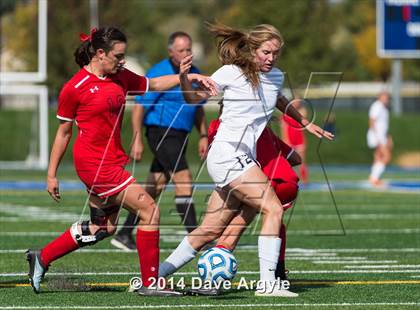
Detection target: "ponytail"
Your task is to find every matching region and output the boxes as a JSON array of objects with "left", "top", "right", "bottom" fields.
[
  {"left": 74, "top": 41, "right": 95, "bottom": 68},
  {"left": 207, "top": 22, "right": 259, "bottom": 88}
]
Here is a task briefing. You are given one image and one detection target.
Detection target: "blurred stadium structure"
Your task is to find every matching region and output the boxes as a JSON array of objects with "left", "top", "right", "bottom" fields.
[
  {"left": 0, "top": 0, "right": 419, "bottom": 170},
  {"left": 0, "top": 0, "right": 48, "bottom": 169}
]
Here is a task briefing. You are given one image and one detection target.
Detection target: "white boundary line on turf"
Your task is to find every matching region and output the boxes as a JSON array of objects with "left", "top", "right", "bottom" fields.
[
  {"left": 0, "top": 302, "right": 418, "bottom": 309},
  {"left": 1, "top": 248, "right": 420, "bottom": 253},
  {"left": 313, "top": 260, "right": 398, "bottom": 264},
  {"left": 1, "top": 228, "right": 419, "bottom": 236},
  {"left": 345, "top": 265, "right": 420, "bottom": 269},
  {"left": 2, "top": 270, "right": 420, "bottom": 277}
]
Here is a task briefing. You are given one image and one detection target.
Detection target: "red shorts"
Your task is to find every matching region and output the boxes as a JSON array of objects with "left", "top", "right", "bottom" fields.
[
  {"left": 76, "top": 164, "right": 136, "bottom": 198},
  {"left": 272, "top": 181, "right": 298, "bottom": 210}
]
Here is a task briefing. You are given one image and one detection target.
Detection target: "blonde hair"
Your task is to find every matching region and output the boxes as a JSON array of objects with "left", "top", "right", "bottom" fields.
[{"left": 207, "top": 23, "right": 284, "bottom": 88}]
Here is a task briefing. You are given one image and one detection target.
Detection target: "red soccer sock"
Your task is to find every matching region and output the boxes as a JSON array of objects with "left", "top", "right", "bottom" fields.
[
  {"left": 300, "top": 164, "right": 309, "bottom": 183},
  {"left": 136, "top": 229, "right": 159, "bottom": 287},
  {"left": 40, "top": 229, "right": 79, "bottom": 266},
  {"left": 216, "top": 244, "right": 231, "bottom": 251},
  {"left": 279, "top": 223, "right": 286, "bottom": 262}
]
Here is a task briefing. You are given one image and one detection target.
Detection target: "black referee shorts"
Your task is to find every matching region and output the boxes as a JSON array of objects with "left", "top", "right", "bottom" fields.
[{"left": 146, "top": 126, "right": 190, "bottom": 176}]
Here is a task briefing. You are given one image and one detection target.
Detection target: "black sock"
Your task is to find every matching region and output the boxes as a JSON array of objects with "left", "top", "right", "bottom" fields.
[
  {"left": 275, "top": 260, "right": 286, "bottom": 279},
  {"left": 175, "top": 195, "right": 197, "bottom": 233},
  {"left": 118, "top": 212, "right": 139, "bottom": 236}
]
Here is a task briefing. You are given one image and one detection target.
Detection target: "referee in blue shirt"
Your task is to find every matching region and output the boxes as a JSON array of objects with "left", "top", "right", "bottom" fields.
[{"left": 111, "top": 32, "right": 207, "bottom": 251}]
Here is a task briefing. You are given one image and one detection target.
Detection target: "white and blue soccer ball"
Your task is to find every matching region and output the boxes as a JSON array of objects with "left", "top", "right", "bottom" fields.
[{"left": 197, "top": 247, "right": 238, "bottom": 284}]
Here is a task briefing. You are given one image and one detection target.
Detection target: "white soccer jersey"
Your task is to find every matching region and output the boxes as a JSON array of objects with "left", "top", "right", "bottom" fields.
[
  {"left": 210, "top": 64, "right": 284, "bottom": 156},
  {"left": 207, "top": 65, "right": 284, "bottom": 186},
  {"left": 367, "top": 100, "right": 389, "bottom": 147}
]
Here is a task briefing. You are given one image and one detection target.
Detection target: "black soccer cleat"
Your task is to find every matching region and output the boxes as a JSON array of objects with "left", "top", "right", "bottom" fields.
[
  {"left": 26, "top": 249, "right": 49, "bottom": 294},
  {"left": 184, "top": 287, "right": 221, "bottom": 296},
  {"left": 137, "top": 286, "right": 183, "bottom": 297}
]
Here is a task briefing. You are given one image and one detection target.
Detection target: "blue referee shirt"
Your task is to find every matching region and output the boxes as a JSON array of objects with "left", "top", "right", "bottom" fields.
[{"left": 136, "top": 58, "right": 204, "bottom": 132}]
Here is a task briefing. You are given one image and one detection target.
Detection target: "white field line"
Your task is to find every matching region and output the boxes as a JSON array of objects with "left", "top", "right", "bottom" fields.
[
  {"left": 2, "top": 270, "right": 420, "bottom": 277},
  {"left": 0, "top": 247, "right": 419, "bottom": 254},
  {"left": 0, "top": 302, "right": 419, "bottom": 309},
  {"left": 286, "top": 248, "right": 420, "bottom": 253},
  {"left": 2, "top": 227, "right": 419, "bottom": 237},
  {"left": 291, "top": 214, "right": 419, "bottom": 220},
  {"left": 2, "top": 213, "right": 418, "bottom": 222},
  {"left": 286, "top": 256, "right": 367, "bottom": 260},
  {"left": 287, "top": 228, "right": 420, "bottom": 235},
  {"left": 345, "top": 265, "right": 420, "bottom": 269},
  {"left": 313, "top": 260, "right": 398, "bottom": 264},
  {"left": 0, "top": 203, "right": 83, "bottom": 222}
]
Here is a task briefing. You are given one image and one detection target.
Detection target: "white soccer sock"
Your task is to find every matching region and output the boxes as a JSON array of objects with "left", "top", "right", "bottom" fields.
[
  {"left": 158, "top": 236, "right": 197, "bottom": 278},
  {"left": 258, "top": 236, "right": 281, "bottom": 283},
  {"left": 370, "top": 162, "right": 385, "bottom": 180}
]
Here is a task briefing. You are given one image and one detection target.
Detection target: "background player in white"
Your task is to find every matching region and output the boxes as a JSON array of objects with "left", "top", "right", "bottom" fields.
[
  {"left": 158, "top": 23, "right": 334, "bottom": 297},
  {"left": 367, "top": 91, "right": 392, "bottom": 186}
]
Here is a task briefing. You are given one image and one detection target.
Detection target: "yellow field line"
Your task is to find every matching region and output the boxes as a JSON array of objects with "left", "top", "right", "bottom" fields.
[{"left": 3, "top": 280, "right": 420, "bottom": 288}]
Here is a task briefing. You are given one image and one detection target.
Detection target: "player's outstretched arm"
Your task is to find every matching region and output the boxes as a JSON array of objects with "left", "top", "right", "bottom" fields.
[
  {"left": 148, "top": 60, "right": 217, "bottom": 94},
  {"left": 276, "top": 95, "right": 334, "bottom": 141},
  {"left": 47, "top": 121, "right": 73, "bottom": 202}
]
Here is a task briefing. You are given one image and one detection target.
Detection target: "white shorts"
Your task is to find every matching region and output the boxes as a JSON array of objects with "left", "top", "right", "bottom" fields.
[
  {"left": 367, "top": 130, "right": 387, "bottom": 149},
  {"left": 207, "top": 141, "right": 257, "bottom": 188}
]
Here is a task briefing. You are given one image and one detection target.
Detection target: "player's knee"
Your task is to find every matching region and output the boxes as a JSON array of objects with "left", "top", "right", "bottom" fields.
[
  {"left": 137, "top": 202, "right": 159, "bottom": 223},
  {"left": 195, "top": 226, "right": 221, "bottom": 244},
  {"left": 70, "top": 221, "right": 111, "bottom": 247},
  {"left": 106, "top": 225, "right": 118, "bottom": 235},
  {"left": 261, "top": 204, "right": 283, "bottom": 219}
]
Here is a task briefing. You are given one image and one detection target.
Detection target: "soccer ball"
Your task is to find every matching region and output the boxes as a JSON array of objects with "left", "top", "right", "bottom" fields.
[{"left": 197, "top": 247, "right": 238, "bottom": 284}]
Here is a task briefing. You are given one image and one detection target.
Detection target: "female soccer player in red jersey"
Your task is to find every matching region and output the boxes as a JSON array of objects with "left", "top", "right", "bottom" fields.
[{"left": 26, "top": 26, "right": 215, "bottom": 296}]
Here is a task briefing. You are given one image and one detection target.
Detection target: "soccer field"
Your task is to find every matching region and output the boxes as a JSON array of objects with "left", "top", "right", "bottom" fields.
[{"left": 0, "top": 168, "right": 419, "bottom": 309}]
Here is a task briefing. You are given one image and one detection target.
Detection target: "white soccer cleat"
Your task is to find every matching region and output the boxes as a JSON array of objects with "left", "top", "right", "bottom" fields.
[
  {"left": 255, "top": 288, "right": 299, "bottom": 297},
  {"left": 26, "top": 249, "right": 48, "bottom": 294}
]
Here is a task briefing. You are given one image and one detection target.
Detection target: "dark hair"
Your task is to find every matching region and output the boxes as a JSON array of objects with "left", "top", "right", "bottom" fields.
[
  {"left": 168, "top": 31, "right": 192, "bottom": 48},
  {"left": 74, "top": 26, "right": 127, "bottom": 68}
]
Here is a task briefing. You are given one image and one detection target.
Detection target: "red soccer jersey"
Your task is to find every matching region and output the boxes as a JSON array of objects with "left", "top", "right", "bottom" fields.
[
  {"left": 57, "top": 68, "right": 148, "bottom": 195},
  {"left": 281, "top": 114, "right": 305, "bottom": 147},
  {"left": 208, "top": 119, "right": 298, "bottom": 184}
]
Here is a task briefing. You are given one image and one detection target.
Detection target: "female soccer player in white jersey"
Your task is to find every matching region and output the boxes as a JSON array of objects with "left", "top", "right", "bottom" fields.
[
  {"left": 158, "top": 23, "right": 334, "bottom": 297},
  {"left": 367, "top": 91, "right": 392, "bottom": 186},
  {"left": 25, "top": 26, "right": 216, "bottom": 296}
]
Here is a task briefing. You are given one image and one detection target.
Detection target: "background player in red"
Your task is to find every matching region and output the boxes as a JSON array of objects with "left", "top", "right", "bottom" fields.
[
  {"left": 26, "top": 26, "right": 216, "bottom": 296},
  {"left": 281, "top": 99, "right": 309, "bottom": 184}
]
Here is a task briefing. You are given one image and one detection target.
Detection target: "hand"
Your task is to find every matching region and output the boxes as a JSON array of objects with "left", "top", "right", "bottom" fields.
[
  {"left": 130, "top": 139, "right": 144, "bottom": 161},
  {"left": 190, "top": 74, "right": 218, "bottom": 97},
  {"left": 198, "top": 136, "right": 208, "bottom": 160},
  {"left": 180, "top": 55, "right": 193, "bottom": 76},
  {"left": 47, "top": 176, "right": 61, "bottom": 202},
  {"left": 305, "top": 123, "right": 334, "bottom": 140}
]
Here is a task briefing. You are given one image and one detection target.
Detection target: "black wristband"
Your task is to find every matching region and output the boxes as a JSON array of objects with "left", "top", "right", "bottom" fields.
[{"left": 200, "top": 134, "right": 208, "bottom": 139}]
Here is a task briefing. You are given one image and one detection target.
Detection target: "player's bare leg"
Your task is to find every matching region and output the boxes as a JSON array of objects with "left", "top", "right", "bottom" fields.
[
  {"left": 111, "top": 172, "right": 167, "bottom": 251},
  {"left": 115, "top": 183, "right": 181, "bottom": 296},
  {"left": 227, "top": 165, "right": 297, "bottom": 297},
  {"left": 158, "top": 189, "right": 240, "bottom": 278}
]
